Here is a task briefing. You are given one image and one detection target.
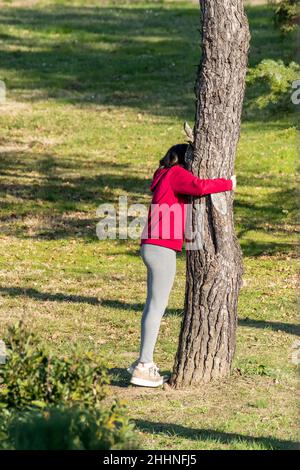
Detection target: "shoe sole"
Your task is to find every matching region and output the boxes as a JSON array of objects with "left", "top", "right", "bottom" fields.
[
  {"left": 130, "top": 376, "right": 163, "bottom": 388},
  {"left": 128, "top": 367, "right": 170, "bottom": 384}
]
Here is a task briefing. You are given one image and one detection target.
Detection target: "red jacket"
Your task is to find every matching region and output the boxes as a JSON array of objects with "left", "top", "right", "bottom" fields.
[{"left": 141, "top": 165, "right": 233, "bottom": 252}]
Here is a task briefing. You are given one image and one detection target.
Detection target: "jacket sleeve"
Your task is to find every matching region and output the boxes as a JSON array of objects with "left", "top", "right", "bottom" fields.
[{"left": 170, "top": 166, "right": 233, "bottom": 196}]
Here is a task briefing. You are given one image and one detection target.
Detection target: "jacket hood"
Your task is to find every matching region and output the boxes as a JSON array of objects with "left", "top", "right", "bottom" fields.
[{"left": 150, "top": 167, "right": 169, "bottom": 192}]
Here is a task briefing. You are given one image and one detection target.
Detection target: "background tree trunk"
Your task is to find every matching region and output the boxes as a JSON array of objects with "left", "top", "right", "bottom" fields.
[{"left": 170, "top": 0, "right": 250, "bottom": 387}]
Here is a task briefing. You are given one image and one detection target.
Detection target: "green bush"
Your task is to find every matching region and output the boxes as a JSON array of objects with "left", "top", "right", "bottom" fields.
[
  {"left": 274, "top": 0, "right": 299, "bottom": 33},
  {"left": 2, "top": 403, "right": 137, "bottom": 450},
  {"left": 235, "top": 358, "right": 278, "bottom": 378},
  {"left": 0, "top": 321, "right": 109, "bottom": 410},
  {"left": 0, "top": 321, "right": 138, "bottom": 450},
  {"left": 245, "top": 59, "right": 300, "bottom": 115}
]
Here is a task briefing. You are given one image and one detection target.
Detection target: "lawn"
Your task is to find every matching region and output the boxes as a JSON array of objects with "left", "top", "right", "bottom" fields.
[{"left": 0, "top": 0, "right": 298, "bottom": 450}]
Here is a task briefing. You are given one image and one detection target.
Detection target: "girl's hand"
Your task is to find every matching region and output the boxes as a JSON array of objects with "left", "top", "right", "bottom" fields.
[{"left": 231, "top": 175, "right": 237, "bottom": 190}]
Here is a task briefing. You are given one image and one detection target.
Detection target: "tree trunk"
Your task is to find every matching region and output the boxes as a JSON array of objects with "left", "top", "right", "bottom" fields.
[{"left": 170, "top": 0, "right": 250, "bottom": 387}]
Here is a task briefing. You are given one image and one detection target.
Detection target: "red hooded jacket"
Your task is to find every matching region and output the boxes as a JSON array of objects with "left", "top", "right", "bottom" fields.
[{"left": 140, "top": 165, "right": 233, "bottom": 252}]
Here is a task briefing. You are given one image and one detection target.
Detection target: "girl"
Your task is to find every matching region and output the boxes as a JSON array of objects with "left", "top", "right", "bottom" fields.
[{"left": 128, "top": 144, "right": 236, "bottom": 387}]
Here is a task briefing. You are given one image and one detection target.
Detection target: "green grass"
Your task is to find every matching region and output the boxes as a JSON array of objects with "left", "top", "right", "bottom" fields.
[{"left": 0, "top": 0, "right": 298, "bottom": 450}]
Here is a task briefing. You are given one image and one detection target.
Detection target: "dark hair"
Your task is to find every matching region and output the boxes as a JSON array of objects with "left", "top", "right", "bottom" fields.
[{"left": 159, "top": 144, "right": 188, "bottom": 169}]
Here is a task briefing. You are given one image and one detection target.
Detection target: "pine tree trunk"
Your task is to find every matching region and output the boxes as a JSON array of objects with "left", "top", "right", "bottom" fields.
[{"left": 170, "top": 0, "right": 250, "bottom": 387}]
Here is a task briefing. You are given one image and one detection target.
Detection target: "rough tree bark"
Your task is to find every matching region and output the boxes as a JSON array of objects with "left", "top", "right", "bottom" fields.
[{"left": 170, "top": 0, "right": 250, "bottom": 387}]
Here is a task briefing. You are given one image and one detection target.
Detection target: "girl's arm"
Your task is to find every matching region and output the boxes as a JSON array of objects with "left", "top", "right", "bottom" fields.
[{"left": 170, "top": 165, "right": 234, "bottom": 196}]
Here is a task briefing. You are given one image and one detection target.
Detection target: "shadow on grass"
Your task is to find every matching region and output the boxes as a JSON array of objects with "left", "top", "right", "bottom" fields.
[
  {"left": 98, "top": 299, "right": 300, "bottom": 336},
  {"left": 240, "top": 240, "right": 296, "bottom": 258},
  {"left": 0, "top": 149, "right": 296, "bottom": 258},
  {"left": 109, "top": 367, "right": 133, "bottom": 388},
  {"left": 239, "top": 317, "right": 300, "bottom": 336},
  {"left": 0, "top": 3, "right": 293, "bottom": 117},
  {"left": 0, "top": 286, "right": 101, "bottom": 305},
  {"left": 0, "top": 151, "right": 149, "bottom": 205},
  {"left": 235, "top": 186, "right": 297, "bottom": 257},
  {"left": 0, "top": 3, "right": 296, "bottom": 255},
  {"left": 0, "top": 286, "right": 299, "bottom": 336},
  {"left": 0, "top": 149, "right": 149, "bottom": 240},
  {"left": 0, "top": 4, "right": 199, "bottom": 118},
  {"left": 134, "top": 419, "right": 300, "bottom": 450}
]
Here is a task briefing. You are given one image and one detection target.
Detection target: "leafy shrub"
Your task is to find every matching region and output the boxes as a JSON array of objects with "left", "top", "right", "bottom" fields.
[
  {"left": 0, "top": 321, "right": 138, "bottom": 450},
  {"left": 235, "top": 358, "right": 278, "bottom": 378},
  {"left": 245, "top": 59, "right": 300, "bottom": 115},
  {"left": 274, "top": 0, "right": 299, "bottom": 33},
  {"left": 0, "top": 321, "right": 109, "bottom": 410},
  {"left": 2, "top": 403, "right": 137, "bottom": 450}
]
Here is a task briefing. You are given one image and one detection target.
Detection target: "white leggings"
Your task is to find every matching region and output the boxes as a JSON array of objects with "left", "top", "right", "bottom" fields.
[{"left": 139, "top": 243, "right": 177, "bottom": 363}]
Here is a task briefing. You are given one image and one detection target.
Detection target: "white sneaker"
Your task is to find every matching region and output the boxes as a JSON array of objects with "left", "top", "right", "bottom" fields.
[{"left": 130, "top": 362, "right": 164, "bottom": 388}]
